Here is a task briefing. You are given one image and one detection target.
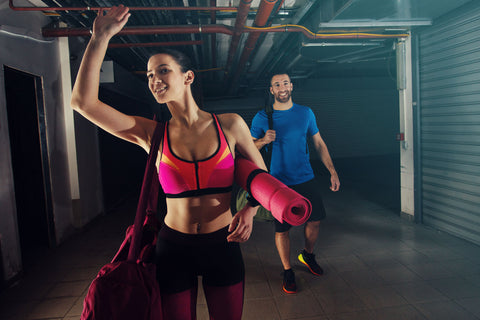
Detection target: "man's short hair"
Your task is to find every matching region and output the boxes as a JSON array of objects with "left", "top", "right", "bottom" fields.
[{"left": 270, "top": 72, "right": 291, "bottom": 85}]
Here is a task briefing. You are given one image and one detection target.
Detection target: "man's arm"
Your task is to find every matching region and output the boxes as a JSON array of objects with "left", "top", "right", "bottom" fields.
[
  {"left": 311, "top": 132, "right": 340, "bottom": 191},
  {"left": 252, "top": 129, "right": 276, "bottom": 150}
]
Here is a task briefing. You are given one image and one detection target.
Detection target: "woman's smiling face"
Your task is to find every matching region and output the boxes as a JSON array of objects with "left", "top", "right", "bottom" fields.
[{"left": 147, "top": 53, "right": 192, "bottom": 104}]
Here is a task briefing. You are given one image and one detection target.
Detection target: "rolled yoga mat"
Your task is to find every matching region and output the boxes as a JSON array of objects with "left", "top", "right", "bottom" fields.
[{"left": 235, "top": 156, "right": 312, "bottom": 226}]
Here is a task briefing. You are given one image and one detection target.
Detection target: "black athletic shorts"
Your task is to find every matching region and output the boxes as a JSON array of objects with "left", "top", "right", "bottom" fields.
[
  {"left": 274, "top": 178, "right": 326, "bottom": 233},
  {"left": 155, "top": 225, "right": 245, "bottom": 294}
]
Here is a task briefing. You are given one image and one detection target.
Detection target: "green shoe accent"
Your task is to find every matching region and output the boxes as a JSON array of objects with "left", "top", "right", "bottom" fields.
[{"left": 298, "top": 250, "right": 324, "bottom": 276}]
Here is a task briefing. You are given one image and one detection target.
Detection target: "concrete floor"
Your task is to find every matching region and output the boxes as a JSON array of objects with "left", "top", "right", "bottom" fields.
[{"left": 1, "top": 180, "right": 480, "bottom": 320}]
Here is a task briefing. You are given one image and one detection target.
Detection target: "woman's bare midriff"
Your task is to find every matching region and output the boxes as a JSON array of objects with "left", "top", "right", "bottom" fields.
[{"left": 163, "top": 192, "right": 233, "bottom": 234}]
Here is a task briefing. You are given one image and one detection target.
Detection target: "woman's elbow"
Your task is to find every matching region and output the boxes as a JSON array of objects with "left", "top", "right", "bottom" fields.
[
  {"left": 70, "top": 97, "right": 81, "bottom": 111},
  {"left": 70, "top": 95, "right": 93, "bottom": 113}
]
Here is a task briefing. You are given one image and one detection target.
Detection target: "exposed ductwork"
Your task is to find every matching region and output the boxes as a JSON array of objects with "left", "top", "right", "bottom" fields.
[
  {"left": 210, "top": 0, "right": 218, "bottom": 71},
  {"left": 224, "top": 0, "right": 253, "bottom": 75},
  {"left": 226, "top": 0, "right": 279, "bottom": 93},
  {"left": 11, "top": 0, "right": 411, "bottom": 97},
  {"left": 42, "top": 25, "right": 235, "bottom": 37},
  {"left": 42, "top": 24, "right": 408, "bottom": 39},
  {"left": 9, "top": 0, "right": 236, "bottom": 12},
  {"left": 107, "top": 40, "right": 203, "bottom": 48}
]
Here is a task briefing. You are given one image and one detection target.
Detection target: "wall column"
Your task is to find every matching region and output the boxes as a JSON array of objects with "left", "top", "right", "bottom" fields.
[{"left": 397, "top": 35, "right": 415, "bottom": 220}]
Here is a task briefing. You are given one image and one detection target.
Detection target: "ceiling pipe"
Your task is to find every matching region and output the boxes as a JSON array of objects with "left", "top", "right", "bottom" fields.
[
  {"left": 225, "top": 0, "right": 253, "bottom": 75},
  {"left": 8, "top": 0, "right": 237, "bottom": 12},
  {"left": 243, "top": 0, "right": 284, "bottom": 79},
  {"left": 253, "top": 0, "right": 318, "bottom": 86},
  {"left": 108, "top": 40, "right": 203, "bottom": 48},
  {"left": 246, "top": 27, "right": 408, "bottom": 38},
  {"left": 42, "top": 24, "right": 408, "bottom": 39},
  {"left": 227, "top": 0, "right": 280, "bottom": 93},
  {"left": 42, "top": 25, "right": 234, "bottom": 37},
  {"left": 210, "top": 0, "right": 218, "bottom": 70}
]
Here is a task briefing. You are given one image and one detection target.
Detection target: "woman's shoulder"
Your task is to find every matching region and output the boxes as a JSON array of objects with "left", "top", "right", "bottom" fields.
[
  {"left": 216, "top": 113, "right": 250, "bottom": 137},
  {"left": 216, "top": 112, "right": 244, "bottom": 126}
]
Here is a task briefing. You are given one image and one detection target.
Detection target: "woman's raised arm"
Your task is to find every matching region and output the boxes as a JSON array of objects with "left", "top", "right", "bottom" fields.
[{"left": 71, "top": 5, "right": 155, "bottom": 150}]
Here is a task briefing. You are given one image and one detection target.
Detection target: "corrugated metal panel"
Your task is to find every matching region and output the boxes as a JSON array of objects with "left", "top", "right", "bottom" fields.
[
  {"left": 293, "top": 78, "right": 399, "bottom": 159},
  {"left": 419, "top": 2, "right": 480, "bottom": 245}
]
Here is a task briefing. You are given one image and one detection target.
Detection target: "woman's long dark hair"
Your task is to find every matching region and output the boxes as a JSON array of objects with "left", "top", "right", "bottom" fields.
[{"left": 150, "top": 48, "right": 195, "bottom": 73}]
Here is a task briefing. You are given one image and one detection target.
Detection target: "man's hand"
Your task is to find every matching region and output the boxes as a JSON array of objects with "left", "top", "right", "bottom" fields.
[
  {"left": 330, "top": 172, "right": 340, "bottom": 192},
  {"left": 262, "top": 129, "right": 276, "bottom": 145}
]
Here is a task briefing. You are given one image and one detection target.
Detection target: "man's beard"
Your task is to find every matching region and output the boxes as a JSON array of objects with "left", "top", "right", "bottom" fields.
[{"left": 274, "top": 91, "right": 291, "bottom": 103}]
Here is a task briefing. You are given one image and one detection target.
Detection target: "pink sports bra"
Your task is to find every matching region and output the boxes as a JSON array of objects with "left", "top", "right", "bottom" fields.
[{"left": 158, "top": 114, "right": 234, "bottom": 198}]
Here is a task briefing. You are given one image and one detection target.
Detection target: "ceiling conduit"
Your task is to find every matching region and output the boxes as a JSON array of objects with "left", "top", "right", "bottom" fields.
[
  {"left": 42, "top": 25, "right": 235, "bottom": 37},
  {"left": 224, "top": 0, "right": 253, "bottom": 76},
  {"left": 254, "top": 0, "right": 317, "bottom": 86},
  {"left": 210, "top": 0, "right": 218, "bottom": 71},
  {"left": 8, "top": 0, "right": 236, "bottom": 12},
  {"left": 107, "top": 40, "right": 203, "bottom": 48},
  {"left": 227, "top": 0, "right": 279, "bottom": 94},
  {"left": 42, "top": 24, "right": 408, "bottom": 39}
]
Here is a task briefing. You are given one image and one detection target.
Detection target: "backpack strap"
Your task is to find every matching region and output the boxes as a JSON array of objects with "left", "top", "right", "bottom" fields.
[
  {"left": 128, "top": 121, "right": 165, "bottom": 262},
  {"left": 264, "top": 95, "right": 274, "bottom": 170}
]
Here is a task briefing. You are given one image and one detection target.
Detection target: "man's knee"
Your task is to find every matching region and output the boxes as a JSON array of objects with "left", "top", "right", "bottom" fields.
[
  {"left": 307, "top": 220, "right": 321, "bottom": 228},
  {"left": 275, "top": 230, "right": 290, "bottom": 239},
  {"left": 305, "top": 221, "right": 321, "bottom": 233}
]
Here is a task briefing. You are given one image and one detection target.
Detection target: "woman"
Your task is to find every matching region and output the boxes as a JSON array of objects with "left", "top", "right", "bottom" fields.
[{"left": 71, "top": 5, "right": 266, "bottom": 320}]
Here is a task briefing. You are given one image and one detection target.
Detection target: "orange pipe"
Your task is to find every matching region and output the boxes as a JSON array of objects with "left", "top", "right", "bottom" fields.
[
  {"left": 228, "top": 0, "right": 279, "bottom": 91},
  {"left": 225, "top": 0, "right": 253, "bottom": 71}
]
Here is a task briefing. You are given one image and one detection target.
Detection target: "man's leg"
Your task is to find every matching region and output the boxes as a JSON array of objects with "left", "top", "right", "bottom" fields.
[
  {"left": 275, "top": 230, "right": 297, "bottom": 293},
  {"left": 275, "top": 230, "right": 291, "bottom": 270},
  {"left": 291, "top": 179, "right": 326, "bottom": 276},
  {"left": 304, "top": 220, "right": 321, "bottom": 253},
  {"left": 298, "top": 220, "right": 324, "bottom": 275}
]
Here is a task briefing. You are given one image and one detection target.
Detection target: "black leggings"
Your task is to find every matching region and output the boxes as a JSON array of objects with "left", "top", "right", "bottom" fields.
[{"left": 155, "top": 225, "right": 245, "bottom": 320}]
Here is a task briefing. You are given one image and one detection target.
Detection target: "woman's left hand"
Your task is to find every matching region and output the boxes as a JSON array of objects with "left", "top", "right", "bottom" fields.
[{"left": 227, "top": 205, "right": 257, "bottom": 243}]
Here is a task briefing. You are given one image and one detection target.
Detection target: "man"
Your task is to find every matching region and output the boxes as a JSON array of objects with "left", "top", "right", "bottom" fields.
[{"left": 250, "top": 73, "right": 340, "bottom": 294}]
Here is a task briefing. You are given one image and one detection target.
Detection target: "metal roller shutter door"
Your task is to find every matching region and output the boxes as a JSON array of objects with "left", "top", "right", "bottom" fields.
[{"left": 418, "top": 2, "right": 480, "bottom": 244}]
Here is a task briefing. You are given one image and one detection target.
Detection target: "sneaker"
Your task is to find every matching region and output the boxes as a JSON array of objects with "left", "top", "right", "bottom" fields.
[
  {"left": 298, "top": 249, "right": 324, "bottom": 276},
  {"left": 282, "top": 269, "right": 297, "bottom": 294}
]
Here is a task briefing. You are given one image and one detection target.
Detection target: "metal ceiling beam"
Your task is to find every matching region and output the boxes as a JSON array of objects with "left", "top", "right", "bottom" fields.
[
  {"left": 42, "top": 24, "right": 409, "bottom": 39},
  {"left": 107, "top": 40, "right": 203, "bottom": 48},
  {"left": 302, "top": 41, "right": 383, "bottom": 47},
  {"left": 337, "top": 47, "right": 394, "bottom": 63},
  {"left": 318, "top": 0, "right": 355, "bottom": 22},
  {"left": 225, "top": 0, "right": 253, "bottom": 74},
  {"left": 227, "top": 0, "right": 280, "bottom": 93},
  {"left": 249, "top": 0, "right": 319, "bottom": 89},
  {"left": 318, "top": 19, "right": 432, "bottom": 28},
  {"left": 9, "top": 0, "right": 238, "bottom": 12},
  {"left": 210, "top": 0, "right": 218, "bottom": 70},
  {"left": 42, "top": 25, "right": 235, "bottom": 37}
]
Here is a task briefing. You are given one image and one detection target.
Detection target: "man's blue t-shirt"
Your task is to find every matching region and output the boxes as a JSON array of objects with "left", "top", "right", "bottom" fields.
[{"left": 250, "top": 103, "right": 319, "bottom": 185}]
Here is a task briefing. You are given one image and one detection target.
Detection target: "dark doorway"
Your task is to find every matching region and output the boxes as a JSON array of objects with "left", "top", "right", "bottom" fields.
[{"left": 4, "top": 66, "right": 55, "bottom": 267}]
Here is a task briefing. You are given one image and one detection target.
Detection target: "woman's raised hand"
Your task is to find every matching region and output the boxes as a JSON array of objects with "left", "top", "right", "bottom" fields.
[{"left": 92, "top": 5, "right": 131, "bottom": 40}]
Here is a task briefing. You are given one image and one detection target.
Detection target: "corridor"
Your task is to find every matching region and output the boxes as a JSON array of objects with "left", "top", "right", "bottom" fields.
[{"left": 1, "top": 180, "right": 480, "bottom": 319}]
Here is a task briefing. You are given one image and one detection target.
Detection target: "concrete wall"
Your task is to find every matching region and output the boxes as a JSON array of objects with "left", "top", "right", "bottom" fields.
[
  {"left": 0, "top": 0, "right": 73, "bottom": 281},
  {"left": 0, "top": 0, "right": 155, "bottom": 282}
]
